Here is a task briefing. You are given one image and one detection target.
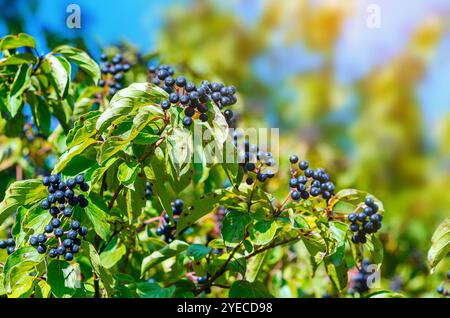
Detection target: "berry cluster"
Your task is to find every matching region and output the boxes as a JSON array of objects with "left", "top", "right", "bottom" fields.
[
  {"left": 99, "top": 53, "right": 132, "bottom": 96},
  {"left": 155, "top": 199, "right": 184, "bottom": 243},
  {"left": 232, "top": 134, "right": 276, "bottom": 185},
  {"left": 436, "top": 270, "right": 450, "bottom": 297},
  {"left": 347, "top": 197, "right": 382, "bottom": 244},
  {"left": 348, "top": 260, "right": 373, "bottom": 295},
  {"left": 0, "top": 238, "right": 15, "bottom": 255},
  {"left": 147, "top": 64, "right": 237, "bottom": 127},
  {"left": 29, "top": 174, "right": 89, "bottom": 260},
  {"left": 288, "top": 156, "right": 335, "bottom": 202}
]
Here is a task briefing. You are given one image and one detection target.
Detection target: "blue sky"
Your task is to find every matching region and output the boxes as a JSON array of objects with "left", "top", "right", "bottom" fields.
[{"left": 0, "top": 0, "right": 449, "bottom": 128}]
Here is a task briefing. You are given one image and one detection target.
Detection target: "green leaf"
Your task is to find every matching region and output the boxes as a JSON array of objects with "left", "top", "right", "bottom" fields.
[
  {"left": 100, "top": 236, "right": 126, "bottom": 269},
  {"left": 81, "top": 241, "right": 114, "bottom": 297},
  {"left": 90, "top": 156, "right": 121, "bottom": 185},
  {"left": 366, "top": 235, "right": 384, "bottom": 266},
  {"left": 66, "top": 111, "right": 101, "bottom": 147},
  {"left": 96, "top": 82, "right": 167, "bottom": 132},
  {"left": 141, "top": 240, "right": 189, "bottom": 275},
  {"left": 27, "top": 93, "right": 51, "bottom": 135},
  {"left": 0, "top": 52, "right": 37, "bottom": 66},
  {"left": 54, "top": 138, "right": 97, "bottom": 173},
  {"left": 41, "top": 54, "right": 70, "bottom": 98},
  {"left": 249, "top": 220, "right": 277, "bottom": 246},
  {"left": 136, "top": 282, "right": 176, "bottom": 298},
  {"left": 221, "top": 211, "right": 252, "bottom": 244},
  {"left": 97, "top": 136, "right": 128, "bottom": 164},
  {"left": 187, "top": 244, "right": 211, "bottom": 261},
  {"left": 8, "top": 275, "right": 36, "bottom": 298},
  {"left": 176, "top": 190, "right": 225, "bottom": 232},
  {"left": 47, "top": 260, "right": 81, "bottom": 298},
  {"left": 367, "top": 290, "right": 405, "bottom": 298},
  {"left": 245, "top": 251, "right": 267, "bottom": 283},
  {"left": 0, "top": 179, "right": 46, "bottom": 223},
  {"left": 229, "top": 280, "right": 273, "bottom": 298},
  {"left": 85, "top": 194, "right": 113, "bottom": 240},
  {"left": 54, "top": 45, "right": 101, "bottom": 84},
  {"left": 324, "top": 222, "right": 348, "bottom": 291},
  {"left": 8, "top": 64, "right": 32, "bottom": 117},
  {"left": 428, "top": 217, "right": 450, "bottom": 273},
  {"left": 117, "top": 160, "right": 140, "bottom": 189},
  {"left": 3, "top": 247, "right": 45, "bottom": 288},
  {"left": 0, "top": 33, "right": 36, "bottom": 50}
]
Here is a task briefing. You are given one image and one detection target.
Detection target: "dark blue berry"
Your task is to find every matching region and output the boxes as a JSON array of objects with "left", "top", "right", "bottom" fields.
[
  {"left": 43, "top": 176, "right": 51, "bottom": 186},
  {"left": 48, "top": 185, "right": 56, "bottom": 194},
  {"left": 289, "top": 155, "right": 298, "bottom": 164},
  {"left": 357, "top": 213, "right": 367, "bottom": 222},
  {"left": 211, "top": 92, "right": 221, "bottom": 101},
  {"left": 185, "top": 82, "right": 196, "bottom": 92},
  {"left": 175, "top": 76, "right": 186, "bottom": 87},
  {"left": 66, "top": 178, "right": 76, "bottom": 188},
  {"left": 80, "top": 182, "right": 90, "bottom": 192},
  {"left": 49, "top": 249, "right": 57, "bottom": 258},
  {"left": 304, "top": 168, "right": 314, "bottom": 178},
  {"left": 56, "top": 246, "right": 65, "bottom": 255},
  {"left": 289, "top": 178, "right": 298, "bottom": 188},
  {"left": 63, "top": 239, "right": 72, "bottom": 247},
  {"left": 257, "top": 173, "right": 268, "bottom": 182},
  {"left": 68, "top": 196, "right": 79, "bottom": 206},
  {"left": 49, "top": 174, "right": 58, "bottom": 184},
  {"left": 79, "top": 226, "right": 88, "bottom": 236},
  {"left": 245, "top": 162, "right": 256, "bottom": 171},
  {"left": 65, "top": 189, "right": 74, "bottom": 198},
  {"left": 6, "top": 238, "right": 15, "bottom": 246},
  {"left": 54, "top": 228, "right": 64, "bottom": 237},
  {"left": 310, "top": 187, "right": 321, "bottom": 197},
  {"left": 55, "top": 190, "right": 64, "bottom": 200},
  {"left": 71, "top": 220, "right": 81, "bottom": 230},
  {"left": 75, "top": 174, "right": 84, "bottom": 184},
  {"left": 348, "top": 213, "right": 357, "bottom": 222},
  {"left": 363, "top": 206, "right": 374, "bottom": 216},
  {"left": 169, "top": 93, "right": 179, "bottom": 103},
  {"left": 67, "top": 230, "right": 78, "bottom": 240},
  {"left": 350, "top": 223, "right": 359, "bottom": 232},
  {"left": 37, "top": 234, "right": 47, "bottom": 243},
  {"left": 65, "top": 252, "right": 74, "bottom": 261},
  {"left": 157, "top": 69, "right": 169, "bottom": 80},
  {"left": 291, "top": 191, "right": 301, "bottom": 201},
  {"left": 29, "top": 236, "right": 39, "bottom": 246},
  {"left": 71, "top": 244, "right": 80, "bottom": 254},
  {"left": 365, "top": 197, "right": 375, "bottom": 207},
  {"left": 223, "top": 109, "right": 233, "bottom": 120},
  {"left": 51, "top": 218, "right": 61, "bottom": 228},
  {"left": 299, "top": 161, "right": 309, "bottom": 170},
  {"left": 63, "top": 207, "right": 72, "bottom": 217},
  {"left": 41, "top": 200, "right": 50, "bottom": 210},
  {"left": 37, "top": 244, "right": 46, "bottom": 254},
  {"left": 44, "top": 225, "right": 53, "bottom": 233},
  {"left": 184, "top": 107, "right": 196, "bottom": 117},
  {"left": 182, "top": 117, "right": 193, "bottom": 127}
]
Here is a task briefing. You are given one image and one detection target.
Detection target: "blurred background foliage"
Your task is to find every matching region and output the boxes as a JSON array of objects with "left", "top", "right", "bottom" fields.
[{"left": 0, "top": 0, "right": 449, "bottom": 297}]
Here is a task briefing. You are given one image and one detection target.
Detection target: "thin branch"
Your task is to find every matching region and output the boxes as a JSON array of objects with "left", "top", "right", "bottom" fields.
[{"left": 194, "top": 242, "right": 242, "bottom": 295}]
